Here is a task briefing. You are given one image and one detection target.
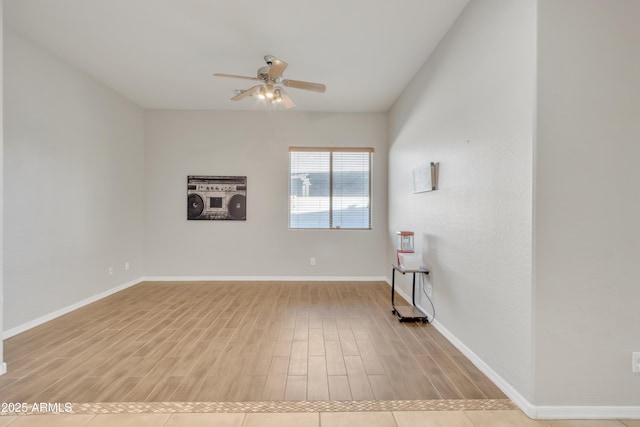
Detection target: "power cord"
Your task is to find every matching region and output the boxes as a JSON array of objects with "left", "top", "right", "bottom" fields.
[{"left": 420, "top": 272, "right": 436, "bottom": 323}]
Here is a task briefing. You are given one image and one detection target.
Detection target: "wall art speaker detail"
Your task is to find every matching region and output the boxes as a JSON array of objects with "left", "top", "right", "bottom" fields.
[{"left": 187, "top": 176, "right": 247, "bottom": 221}]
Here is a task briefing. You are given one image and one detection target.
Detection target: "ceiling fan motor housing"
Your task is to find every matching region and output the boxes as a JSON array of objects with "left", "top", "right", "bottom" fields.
[{"left": 257, "top": 66, "right": 272, "bottom": 81}]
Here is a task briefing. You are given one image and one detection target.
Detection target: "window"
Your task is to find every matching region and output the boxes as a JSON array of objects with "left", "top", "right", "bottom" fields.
[{"left": 289, "top": 147, "right": 373, "bottom": 229}]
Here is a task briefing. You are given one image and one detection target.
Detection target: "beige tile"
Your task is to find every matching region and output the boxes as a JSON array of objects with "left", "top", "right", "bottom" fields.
[
  {"left": 321, "top": 412, "right": 397, "bottom": 427},
  {"left": 622, "top": 422, "right": 640, "bottom": 427},
  {"left": 548, "top": 421, "right": 627, "bottom": 427},
  {"left": 394, "top": 411, "right": 474, "bottom": 427},
  {"left": 464, "top": 410, "right": 551, "bottom": 427},
  {"left": 8, "top": 414, "right": 94, "bottom": 426},
  {"left": 86, "top": 414, "right": 170, "bottom": 427},
  {"left": 165, "top": 413, "right": 245, "bottom": 427},
  {"left": 243, "top": 413, "right": 319, "bottom": 427},
  {"left": 0, "top": 417, "right": 17, "bottom": 427}
]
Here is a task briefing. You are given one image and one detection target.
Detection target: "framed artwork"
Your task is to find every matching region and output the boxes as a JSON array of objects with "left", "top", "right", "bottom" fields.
[{"left": 187, "top": 175, "right": 247, "bottom": 220}]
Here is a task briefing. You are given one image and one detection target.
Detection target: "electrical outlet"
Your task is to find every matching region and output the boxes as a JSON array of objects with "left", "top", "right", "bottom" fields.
[
  {"left": 310, "top": 257, "right": 316, "bottom": 266},
  {"left": 427, "top": 284, "right": 433, "bottom": 297},
  {"left": 125, "top": 261, "right": 130, "bottom": 271},
  {"left": 633, "top": 352, "right": 640, "bottom": 373},
  {"left": 108, "top": 267, "right": 114, "bottom": 276}
]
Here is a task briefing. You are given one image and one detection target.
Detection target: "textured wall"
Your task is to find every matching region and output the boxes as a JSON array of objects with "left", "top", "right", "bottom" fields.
[
  {"left": 388, "top": 0, "right": 534, "bottom": 399},
  {"left": 0, "top": 2, "right": 5, "bottom": 369}
]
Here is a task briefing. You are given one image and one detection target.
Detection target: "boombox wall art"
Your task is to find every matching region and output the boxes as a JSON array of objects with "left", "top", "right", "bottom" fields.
[{"left": 187, "top": 176, "right": 247, "bottom": 221}]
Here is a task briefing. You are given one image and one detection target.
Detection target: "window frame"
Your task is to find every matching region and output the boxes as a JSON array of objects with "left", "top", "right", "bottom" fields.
[{"left": 288, "top": 146, "right": 374, "bottom": 230}]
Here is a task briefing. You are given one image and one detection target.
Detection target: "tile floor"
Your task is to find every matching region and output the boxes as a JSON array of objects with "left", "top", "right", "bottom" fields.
[{"left": 0, "top": 411, "right": 637, "bottom": 427}]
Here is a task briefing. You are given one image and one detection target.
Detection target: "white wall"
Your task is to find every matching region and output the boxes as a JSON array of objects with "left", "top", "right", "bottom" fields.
[
  {"left": 3, "top": 30, "right": 145, "bottom": 331},
  {"left": 144, "top": 111, "right": 388, "bottom": 278},
  {"left": 0, "top": 3, "right": 5, "bottom": 372},
  {"left": 534, "top": 0, "right": 640, "bottom": 406},
  {"left": 388, "top": 0, "right": 534, "bottom": 401}
]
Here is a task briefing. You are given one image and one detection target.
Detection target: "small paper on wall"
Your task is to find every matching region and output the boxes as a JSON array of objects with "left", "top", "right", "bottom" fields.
[{"left": 413, "top": 162, "right": 439, "bottom": 193}]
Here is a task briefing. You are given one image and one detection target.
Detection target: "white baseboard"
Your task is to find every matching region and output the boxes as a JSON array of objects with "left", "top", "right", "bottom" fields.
[
  {"left": 0, "top": 363, "right": 6, "bottom": 376},
  {"left": 429, "top": 316, "right": 537, "bottom": 418},
  {"left": 384, "top": 278, "right": 640, "bottom": 420},
  {"left": 143, "top": 276, "right": 388, "bottom": 282},
  {"left": 3, "top": 277, "right": 143, "bottom": 339},
  {"left": 535, "top": 406, "right": 640, "bottom": 420}
]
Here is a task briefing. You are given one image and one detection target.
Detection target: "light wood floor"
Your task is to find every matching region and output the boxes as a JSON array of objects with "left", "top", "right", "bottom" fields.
[{"left": 0, "top": 281, "right": 505, "bottom": 403}]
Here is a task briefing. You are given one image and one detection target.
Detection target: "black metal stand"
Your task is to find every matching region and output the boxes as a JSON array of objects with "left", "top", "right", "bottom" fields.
[{"left": 391, "top": 264, "right": 430, "bottom": 323}]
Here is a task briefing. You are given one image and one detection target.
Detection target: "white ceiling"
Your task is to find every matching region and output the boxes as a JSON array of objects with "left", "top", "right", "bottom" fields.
[{"left": 4, "top": 0, "right": 469, "bottom": 112}]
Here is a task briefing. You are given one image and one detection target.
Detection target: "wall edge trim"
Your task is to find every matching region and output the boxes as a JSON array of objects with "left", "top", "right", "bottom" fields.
[
  {"left": 141, "top": 276, "right": 388, "bottom": 282},
  {"left": 383, "top": 279, "right": 638, "bottom": 420},
  {"left": 3, "top": 277, "right": 144, "bottom": 339},
  {"left": 534, "top": 406, "right": 640, "bottom": 420}
]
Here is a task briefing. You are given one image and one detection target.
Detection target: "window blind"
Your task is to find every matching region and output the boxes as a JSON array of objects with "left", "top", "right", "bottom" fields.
[{"left": 289, "top": 147, "right": 373, "bottom": 229}]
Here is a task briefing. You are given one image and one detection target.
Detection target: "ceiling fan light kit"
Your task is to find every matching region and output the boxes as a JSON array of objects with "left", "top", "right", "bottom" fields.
[{"left": 214, "top": 55, "right": 326, "bottom": 109}]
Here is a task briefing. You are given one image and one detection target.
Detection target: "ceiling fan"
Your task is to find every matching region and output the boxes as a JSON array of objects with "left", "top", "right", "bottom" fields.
[{"left": 214, "top": 55, "right": 326, "bottom": 109}]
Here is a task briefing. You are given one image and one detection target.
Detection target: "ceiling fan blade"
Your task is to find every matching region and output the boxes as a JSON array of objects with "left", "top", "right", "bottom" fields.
[
  {"left": 231, "top": 85, "right": 263, "bottom": 101},
  {"left": 282, "top": 79, "right": 326, "bottom": 93},
  {"left": 280, "top": 90, "right": 296, "bottom": 109},
  {"left": 214, "top": 73, "right": 259, "bottom": 81},
  {"left": 268, "top": 59, "right": 288, "bottom": 79}
]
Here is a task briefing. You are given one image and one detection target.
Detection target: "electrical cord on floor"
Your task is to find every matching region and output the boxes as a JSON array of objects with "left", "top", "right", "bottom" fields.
[{"left": 420, "top": 272, "right": 436, "bottom": 323}]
